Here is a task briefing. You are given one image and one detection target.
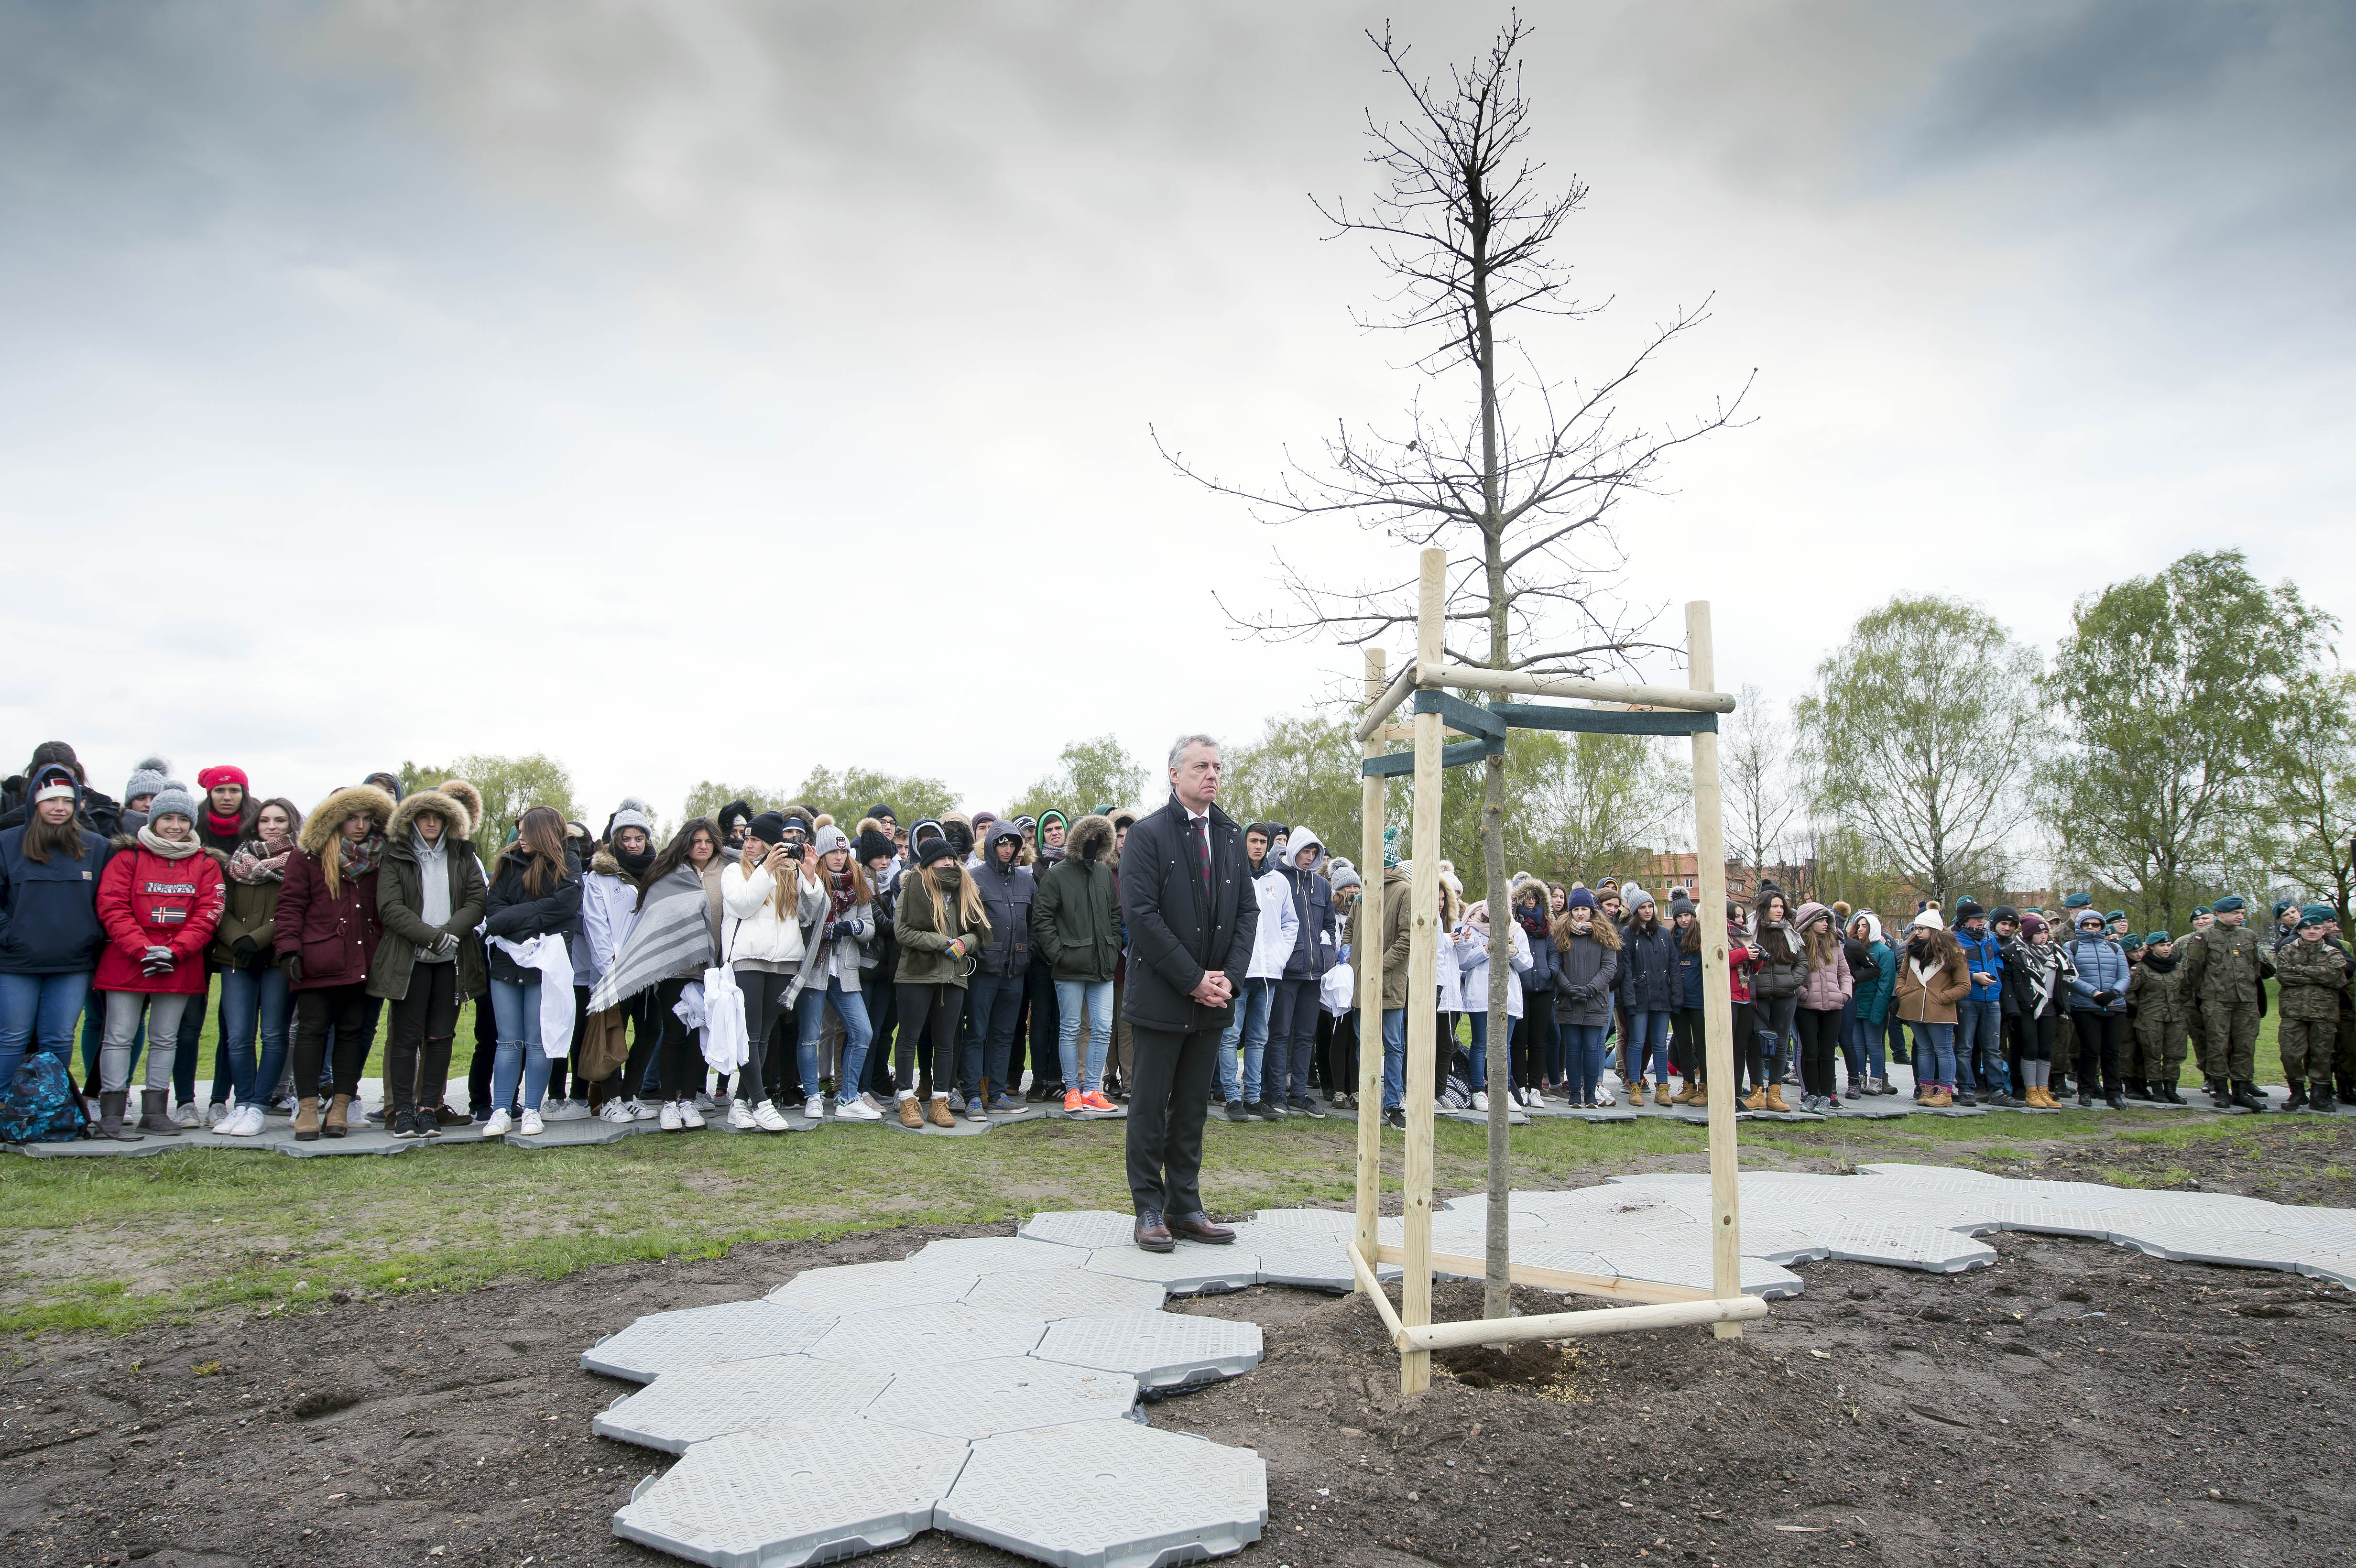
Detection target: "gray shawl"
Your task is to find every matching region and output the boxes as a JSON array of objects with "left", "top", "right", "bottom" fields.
[{"left": 587, "top": 864, "right": 716, "bottom": 1013}]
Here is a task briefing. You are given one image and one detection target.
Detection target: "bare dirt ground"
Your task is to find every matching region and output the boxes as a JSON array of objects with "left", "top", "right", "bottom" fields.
[{"left": 9, "top": 1141, "right": 2356, "bottom": 1568}]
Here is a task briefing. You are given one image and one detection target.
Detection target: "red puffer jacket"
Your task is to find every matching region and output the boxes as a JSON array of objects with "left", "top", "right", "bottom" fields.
[{"left": 94, "top": 842, "right": 225, "bottom": 995}]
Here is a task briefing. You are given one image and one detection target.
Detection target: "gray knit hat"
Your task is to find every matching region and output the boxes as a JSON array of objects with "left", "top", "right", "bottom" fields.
[
  {"left": 813, "top": 824, "right": 851, "bottom": 859},
  {"left": 1328, "top": 857, "right": 1363, "bottom": 894},
  {"left": 609, "top": 797, "right": 654, "bottom": 840},
  {"left": 146, "top": 784, "right": 198, "bottom": 825},
  {"left": 122, "top": 756, "right": 173, "bottom": 805}
]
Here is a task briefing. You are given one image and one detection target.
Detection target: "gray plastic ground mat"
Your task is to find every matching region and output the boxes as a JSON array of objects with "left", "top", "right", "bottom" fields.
[
  {"left": 1033, "top": 1309, "right": 1263, "bottom": 1390},
  {"left": 908, "top": 1236, "right": 1093, "bottom": 1276},
  {"left": 963, "top": 1268, "right": 1167, "bottom": 1320},
  {"left": 582, "top": 1299, "right": 840, "bottom": 1383},
  {"left": 612, "top": 1418, "right": 971, "bottom": 1568},
  {"left": 863, "top": 1355, "right": 1140, "bottom": 1439},
  {"left": 808, "top": 1303, "right": 1050, "bottom": 1369},
  {"left": 592, "top": 1354, "right": 891, "bottom": 1453},
  {"left": 767, "top": 1261, "right": 980, "bottom": 1315},
  {"left": 935, "top": 1419, "right": 1266, "bottom": 1568},
  {"left": 1082, "top": 1241, "right": 1261, "bottom": 1296},
  {"left": 1019, "top": 1209, "right": 1143, "bottom": 1251}
]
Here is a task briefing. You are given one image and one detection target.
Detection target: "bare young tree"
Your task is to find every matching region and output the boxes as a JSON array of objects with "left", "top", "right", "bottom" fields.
[
  {"left": 1159, "top": 15, "right": 1746, "bottom": 1318},
  {"left": 1721, "top": 683, "right": 1797, "bottom": 894}
]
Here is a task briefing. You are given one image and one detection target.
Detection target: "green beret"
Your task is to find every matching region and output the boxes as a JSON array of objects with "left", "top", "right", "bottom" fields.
[
  {"left": 2192, "top": 904, "right": 2212, "bottom": 917},
  {"left": 2301, "top": 904, "right": 2336, "bottom": 928},
  {"left": 2146, "top": 931, "right": 2172, "bottom": 946},
  {"left": 2275, "top": 899, "right": 2298, "bottom": 918},
  {"left": 2213, "top": 894, "right": 2247, "bottom": 914},
  {"left": 2063, "top": 892, "right": 2093, "bottom": 909},
  {"left": 2121, "top": 933, "right": 2145, "bottom": 951}
]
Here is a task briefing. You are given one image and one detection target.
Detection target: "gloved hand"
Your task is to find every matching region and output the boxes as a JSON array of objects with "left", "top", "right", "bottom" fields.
[
  {"left": 431, "top": 933, "right": 459, "bottom": 957},
  {"left": 2092, "top": 988, "right": 2119, "bottom": 1007},
  {"left": 230, "top": 935, "right": 259, "bottom": 964},
  {"left": 280, "top": 953, "right": 303, "bottom": 987},
  {"left": 141, "top": 945, "right": 175, "bottom": 976}
]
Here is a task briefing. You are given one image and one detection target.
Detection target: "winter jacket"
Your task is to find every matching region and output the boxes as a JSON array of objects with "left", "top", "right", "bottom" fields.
[
  {"left": 1032, "top": 816, "right": 1122, "bottom": 983},
  {"left": 0, "top": 824, "right": 111, "bottom": 975},
  {"left": 1437, "top": 917, "right": 1466, "bottom": 1013},
  {"left": 1955, "top": 925, "right": 2004, "bottom": 1004},
  {"left": 1726, "top": 924, "right": 1760, "bottom": 1006},
  {"left": 369, "top": 793, "right": 489, "bottom": 1004},
  {"left": 1677, "top": 936, "right": 1705, "bottom": 1011},
  {"left": 581, "top": 850, "right": 643, "bottom": 983},
  {"left": 2064, "top": 935, "right": 2130, "bottom": 1014},
  {"left": 210, "top": 844, "right": 291, "bottom": 972},
  {"left": 894, "top": 867, "right": 992, "bottom": 989},
  {"left": 970, "top": 827, "right": 1035, "bottom": 978},
  {"left": 1278, "top": 827, "right": 1339, "bottom": 980},
  {"left": 1457, "top": 919, "right": 1531, "bottom": 1019},
  {"left": 1118, "top": 795, "right": 1260, "bottom": 1033},
  {"left": 1892, "top": 937, "right": 1972, "bottom": 1025},
  {"left": 482, "top": 848, "right": 586, "bottom": 986},
  {"left": 2127, "top": 954, "right": 2191, "bottom": 1044},
  {"left": 719, "top": 856, "right": 826, "bottom": 971},
  {"left": 1345, "top": 866, "right": 1414, "bottom": 1013},
  {"left": 93, "top": 838, "right": 224, "bottom": 995},
  {"left": 1850, "top": 915, "right": 1897, "bottom": 1025},
  {"left": 1511, "top": 892, "right": 1560, "bottom": 996},
  {"left": 1618, "top": 917, "right": 1682, "bottom": 1014},
  {"left": 1750, "top": 922, "right": 1807, "bottom": 1001},
  {"left": 273, "top": 786, "right": 397, "bottom": 992},
  {"left": 2274, "top": 936, "right": 2353, "bottom": 1023},
  {"left": 1550, "top": 924, "right": 1621, "bottom": 1027},
  {"left": 1243, "top": 858, "right": 1299, "bottom": 981},
  {"left": 2179, "top": 923, "right": 2273, "bottom": 1009},
  {"left": 1792, "top": 904, "right": 1854, "bottom": 1012}
]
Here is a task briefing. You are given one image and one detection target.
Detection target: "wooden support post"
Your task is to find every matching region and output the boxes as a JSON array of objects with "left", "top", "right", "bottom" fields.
[
  {"left": 1354, "top": 649, "right": 1386, "bottom": 1283},
  {"left": 1399, "top": 1294, "right": 1767, "bottom": 1352},
  {"left": 1686, "top": 600, "right": 1745, "bottom": 1338},
  {"left": 1401, "top": 547, "right": 1445, "bottom": 1394}
]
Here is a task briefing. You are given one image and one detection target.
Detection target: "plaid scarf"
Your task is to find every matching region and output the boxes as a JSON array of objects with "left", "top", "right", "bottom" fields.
[
  {"left": 829, "top": 866, "right": 859, "bottom": 922},
  {"left": 228, "top": 837, "right": 292, "bottom": 885},
  {"left": 338, "top": 831, "right": 386, "bottom": 885}
]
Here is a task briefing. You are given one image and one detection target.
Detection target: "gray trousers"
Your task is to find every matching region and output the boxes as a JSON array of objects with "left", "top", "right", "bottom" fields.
[{"left": 101, "top": 991, "right": 193, "bottom": 1094}]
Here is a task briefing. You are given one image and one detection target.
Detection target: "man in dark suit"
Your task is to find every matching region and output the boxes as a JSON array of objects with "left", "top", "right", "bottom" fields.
[{"left": 1119, "top": 733, "right": 1258, "bottom": 1252}]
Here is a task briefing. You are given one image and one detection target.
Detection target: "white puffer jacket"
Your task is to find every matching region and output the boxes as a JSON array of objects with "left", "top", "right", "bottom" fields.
[
  {"left": 720, "top": 859, "right": 827, "bottom": 968},
  {"left": 1244, "top": 861, "right": 1300, "bottom": 981},
  {"left": 1457, "top": 918, "right": 1532, "bottom": 1020}
]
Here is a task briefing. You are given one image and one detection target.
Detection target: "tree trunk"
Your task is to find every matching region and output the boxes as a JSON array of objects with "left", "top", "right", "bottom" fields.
[{"left": 1481, "top": 752, "right": 1512, "bottom": 1319}]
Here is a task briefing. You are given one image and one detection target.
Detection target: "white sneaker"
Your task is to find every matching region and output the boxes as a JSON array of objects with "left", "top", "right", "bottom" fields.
[
  {"left": 598, "top": 1099, "right": 634, "bottom": 1123},
  {"left": 518, "top": 1109, "right": 545, "bottom": 1136},
  {"left": 727, "top": 1100, "right": 757, "bottom": 1129},
  {"left": 173, "top": 1101, "right": 202, "bottom": 1128},
  {"left": 204, "top": 1101, "right": 231, "bottom": 1129},
  {"left": 1594, "top": 1089, "right": 1616, "bottom": 1107},
  {"left": 694, "top": 1091, "right": 720, "bottom": 1113},
  {"left": 483, "top": 1109, "right": 513, "bottom": 1138},
  {"left": 543, "top": 1098, "right": 591, "bottom": 1122},
  {"left": 1471, "top": 1090, "right": 1489, "bottom": 1112},
  {"left": 658, "top": 1100, "right": 683, "bottom": 1131},
  {"left": 860, "top": 1091, "right": 886, "bottom": 1112},
  {"left": 218, "top": 1105, "right": 257, "bottom": 1137},
  {"left": 834, "top": 1096, "right": 883, "bottom": 1121},
  {"left": 678, "top": 1099, "right": 706, "bottom": 1129},
  {"left": 803, "top": 1096, "right": 826, "bottom": 1120},
  {"left": 627, "top": 1098, "right": 657, "bottom": 1122},
  {"left": 753, "top": 1101, "right": 792, "bottom": 1133}
]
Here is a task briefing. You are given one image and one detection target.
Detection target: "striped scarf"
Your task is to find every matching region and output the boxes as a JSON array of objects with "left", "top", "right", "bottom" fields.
[{"left": 587, "top": 865, "right": 716, "bottom": 1013}]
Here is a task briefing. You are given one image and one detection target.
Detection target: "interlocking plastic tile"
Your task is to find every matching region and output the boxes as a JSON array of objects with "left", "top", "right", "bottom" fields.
[
  {"left": 2108, "top": 1225, "right": 2312, "bottom": 1270},
  {"left": 1033, "top": 1310, "right": 1264, "bottom": 1390},
  {"left": 936, "top": 1419, "right": 1266, "bottom": 1568},
  {"left": 963, "top": 1268, "right": 1167, "bottom": 1320},
  {"left": 909, "top": 1236, "right": 1091, "bottom": 1277},
  {"left": 592, "top": 1355, "right": 891, "bottom": 1453},
  {"left": 767, "top": 1261, "right": 979, "bottom": 1316},
  {"left": 862, "top": 1356, "right": 1139, "bottom": 1439},
  {"left": 1248, "top": 1206, "right": 1356, "bottom": 1234},
  {"left": 808, "top": 1303, "right": 1048, "bottom": 1369},
  {"left": 1594, "top": 1247, "right": 1804, "bottom": 1297},
  {"left": 1248, "top": 1231, "right": 1401, "bottom": 1292},
  {"left": 1019, "top": 1209, "right": 1143, "bottom": 1251},
  {"left": 1814, "top": 1217, "right": 1996, "bottom": 1273},
  {"left": 583, "top": 1299, "right": 840, "bottom": 1383},
  {"left": 1978, "top": 1201, "right": 2123, "bottom": 1239},
  {"left": 611, "top": 1418, "right": 970, "bottom": 1567},
  {"left": 1083, "top": 1243, "right": 1261, "bottom": 1296}
]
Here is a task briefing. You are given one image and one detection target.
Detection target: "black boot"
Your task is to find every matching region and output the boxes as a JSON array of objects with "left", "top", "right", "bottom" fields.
[
  {"left": 2286, "top": 1081, "right": 2310, "bottom": 1112},
  {"left": 97, "top": 1090, "right": 142, "bottom": 1142},
  {"left": 2157, "top": 1082, "right": 2185, "bottom": 1105},
  {"left": 2105, "top": 1086, "right": 2127, "bottom": 1110},
  {"left": 2339, "top": 1076, "right": 2356, "bottom": 1107},
  {"left": 2210, "top": 1078, "right": 2235, "bottom": 1109},
  {"left": 138, "top": 1089, "right": 181, "bottom": 1135},
  {"left": 2230, "top": 1079, "right": 2268, "bottom": 1112}
]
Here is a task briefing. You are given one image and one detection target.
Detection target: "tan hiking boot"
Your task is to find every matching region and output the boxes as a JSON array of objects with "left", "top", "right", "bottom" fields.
[
  {"left": 927, "top": 1095, "right": 956, "bottom": 1129},
  {"left": 1672, "top": 1081, "right": 1702, "bottom": 1105},
  {"left": 1740, "top": 1087, "right": 1767, "bottom": 1111},
  {"left": 897, "top": 1095, "right": 924, "bottom": 1128},
  {"left": 1763, "top": 1086, "right": 1791, "bottom": 1113},
  {"left": 323, "top": 1093, "right": 353, "bottom": 1138},
  {"left": 292, "top": 1097, "right": 322, "bottom": 1141}
]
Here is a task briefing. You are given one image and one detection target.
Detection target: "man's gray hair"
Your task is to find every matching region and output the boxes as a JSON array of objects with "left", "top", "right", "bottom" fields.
[{"left": 1167, "top": 733, "right": 1220, "bottom": 771}]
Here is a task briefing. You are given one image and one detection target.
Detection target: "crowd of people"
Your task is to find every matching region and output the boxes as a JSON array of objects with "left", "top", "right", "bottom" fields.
[{"left": 0, "top": 737, "right": 2349, "bottom": 1146}]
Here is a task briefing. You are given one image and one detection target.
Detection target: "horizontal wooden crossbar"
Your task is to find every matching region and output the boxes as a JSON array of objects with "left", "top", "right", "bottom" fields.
[
  {"left": 1349, "top": 1241, "right": 1766, "bottom": 1352},
  {"left": 1490, "top": 703, "right": 1719, "bottom": 737},
  {"left": 1411, "top": 688, "right": 1506, "bottom": 740},
  {"left": 1361, "top": 737, "right": 1500, "bottom": 777},
  {"left": 1373, "top": 1243, "right": 1716, "bottom": 1306}
]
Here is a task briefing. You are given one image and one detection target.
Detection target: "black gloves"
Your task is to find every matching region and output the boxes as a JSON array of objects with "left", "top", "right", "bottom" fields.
[
  {"left": 230, "top": 936, "right": 259, "bottom": 964},
  {"left": 2091, "top": 989, "right": 2119, "bottom": 1007},
  {"left": 280, "top": 954, "right": 303, "bottom": 987}
]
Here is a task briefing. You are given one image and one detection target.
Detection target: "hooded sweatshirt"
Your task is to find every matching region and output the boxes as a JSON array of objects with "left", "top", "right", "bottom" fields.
[
  {"left": 1278, "top": 826, "right": 1339, "bottom": 979},
  {"left": 1243, "top": 832, "right": 1300, "bottom": 981}
]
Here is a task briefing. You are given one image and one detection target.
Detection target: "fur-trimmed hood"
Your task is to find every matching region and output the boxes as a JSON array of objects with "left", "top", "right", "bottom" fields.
[
  {"left": 390, "top": 788, "right": 472, "bottom": 844},
  {"left": 436, "top": 779, "right": 485, "bottom": 835},
  {"left": 1066, "top": 812, "right": 1115, "bottom": 865},
  {"left": 298, "top": 784, "right": 396, "bottom": 857}
]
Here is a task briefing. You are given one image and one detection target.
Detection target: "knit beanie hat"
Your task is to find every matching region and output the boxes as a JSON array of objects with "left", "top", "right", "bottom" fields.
[
  {"left": 1953, "top": 897, "right": 1985, "bottom": 922},
  {"left": 609, "top": 798, "right": 654, "bottom": 840},
  {"left": 122, "top": 757, "right": 173, "bottom": 805},
  {"left": 813, "top": 825, "right": 851, "bottom": 859},
  {"left": 1670, "top": 893, "right": 1695, "bottom": 921},
  {"left": 1623, "top": 883, "right": 1656, "bottom": 913},
  {"left": 1909, "top": 906, "right": 1947, "bottom": 932},
  {"left": 915, "top": 836, "right": 957, "bottom": 868},
  {"left": 853, "top": 828, "right": 895, "bottom": 864},
  {"left": 1990, "top": 904, "right": 2019, "bottom": 925},
  {"left": 147, "top": 785, "right": 199, "bottom": 825},
  {"left": 1566, "top": 888, "right": 1599, "bottom": 912},
  {"left": 746, "top": 811, "right": 789, "bottom": 844},
  {"left": 1327, "top": 858, "right": 1363, "bottom": 894},
  {"left": 29, "top": 763, "right": 78, "bottom": 807},
  {"left": 2019, "top": 913, "right": 2047, "bottom": 937},
  {"left": 197, "top": 764, "right": 249, "bottom": 795},
  {"left": 1039, "top": 809, "right": 1069, "bottom": 838},
  {"left": 867, "top": 803, "right": 896, "bottom": 824},
  {"left": 2300, "top": 904, "right": 2335, "bottom": 928}
]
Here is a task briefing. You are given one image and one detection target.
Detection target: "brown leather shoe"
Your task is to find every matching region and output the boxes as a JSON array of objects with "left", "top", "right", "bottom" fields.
[
  {"left": 927, "top": 1095, "right": 956, "bottom": 1129},
  {"left": 292, "top": 1097, "right": 321, "bottom": 1141},
  {"left": 1168, "top": 1211, "right": 1236, "bottom": 1245},
  {"left": 1133, "top": 1211, "right": 1176, "bottom": 1253},
  {"left": 323, "top": 1093, "right": 352, "bottom": 1138},
  {"left": 898, "top": 1095, "right": 925, "bottom": 1128}
]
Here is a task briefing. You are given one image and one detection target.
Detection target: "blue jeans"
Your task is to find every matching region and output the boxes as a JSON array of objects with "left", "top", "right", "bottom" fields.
[
  {"left": 796, "top": 979, "right": 872, "bottom": 1100},
  {"left": 217, "top": 965, "right": 290, "bottom": 1110},
  {"left": 489, "top": 977, "right": 554, "bottom": 1112},
  {"left": 1055, "top": 978, "right": 1113, "bottom": 1092},
  {"left": 1956, "top": 997, "right": 2005, "bottom": 1095},
  {"left": 1844, "top": 1009, "right": 1887, "bottom": 1083},
  {"left": 1563, "top": 1022, "right": 1608, "bottom": 1103},
  {"left": 1523, "top": 997, "right": 1561, "bottom": 1083},
  {"left": 1266, "top": 975, "right": 1320, "bottom": 1102},
  {"left": 0, "top": 970, "right": 91, "bottom": 1089},
  {"left": 1625, "top": 1009, "right": 1673, "bottom": 1085},
  {"left": 1466, "top": 1009, "right": 1492, "bottom": 1090},
  {"left": 1908, "top": 1020, "right": 1957, "bottom": 1090},
  {"left": 961, "top": 970, "right": 1025, "bottom": 1100},
  {"left": 1379, "top": 1006, "right": 1407, "bottom": 1109},
  {"left": 1218, "top": 978, "right": 1275, "bottom": 1103}
]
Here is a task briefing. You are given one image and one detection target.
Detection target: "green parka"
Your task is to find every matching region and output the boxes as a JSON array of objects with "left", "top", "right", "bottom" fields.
[
  {"left": 894, "top": 863, "right": 992, "bottom": 988},
  {"left": 367, "top": 791, "right": 489, "bottom": 1003},
  {"left": 1030, "top": 813, "right": 1121, "bottom": 982}
]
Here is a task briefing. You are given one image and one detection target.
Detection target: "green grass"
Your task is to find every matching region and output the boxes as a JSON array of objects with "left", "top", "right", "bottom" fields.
[{"left": 0, "top": 1095, "right": 2301, "bottom": 1340}]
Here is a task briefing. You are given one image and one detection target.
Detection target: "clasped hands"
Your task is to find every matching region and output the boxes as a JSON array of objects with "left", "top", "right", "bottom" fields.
[{"left": 1190, "top": 970, "right": 1235, "bottom": 1008}]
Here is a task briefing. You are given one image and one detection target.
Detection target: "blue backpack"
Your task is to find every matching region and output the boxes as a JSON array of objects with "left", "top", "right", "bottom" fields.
[{"left": 0, "top": 1051, "right": 88, "bottom": 1144}]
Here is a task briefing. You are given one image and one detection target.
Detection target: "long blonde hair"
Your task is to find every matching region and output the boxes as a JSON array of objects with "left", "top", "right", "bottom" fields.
[{"left": 919, "top": 859, "right": 990, "bottom": 937}]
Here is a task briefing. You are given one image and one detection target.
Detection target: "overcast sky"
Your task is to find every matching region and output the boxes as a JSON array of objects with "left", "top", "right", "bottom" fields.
[{"left": 5, "top": 1, "right": 2350, "bottom": 824}]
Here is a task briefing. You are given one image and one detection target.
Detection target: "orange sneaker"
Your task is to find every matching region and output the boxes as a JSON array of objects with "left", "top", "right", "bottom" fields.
[
  {"left": 1081, "top": 1090, "right": 1118, "bottom": 1112},
  {"left": 1063, "top": 1089, "right": 1085, "bottom": 1112}
]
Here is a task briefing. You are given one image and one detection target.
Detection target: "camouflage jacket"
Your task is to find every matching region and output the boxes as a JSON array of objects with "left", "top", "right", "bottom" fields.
[
  {"left": 2179, "top": 923, "right": 2271, "bottom": 1008},
  {"left": 2273, "top": 936, "right": 2353, "bottom": 1023},
  {"left": 2127, "top": 958, "right": 2192, "bottom": 1037}
]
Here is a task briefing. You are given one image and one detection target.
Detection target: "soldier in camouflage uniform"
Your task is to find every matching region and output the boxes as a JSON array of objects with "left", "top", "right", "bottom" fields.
[
  {"left": 2274, "top": 904, "right": 2353, "bottom": 1111},
  {"left": 2124, "top": 932, "right": 2192, "bottom": 1104},
  {"left": 2179, "top": 893, "right": 2272, "bottom": 1112},
  {"left": 2184, "top": 904, "right": 2219, "bottom": 1095}
]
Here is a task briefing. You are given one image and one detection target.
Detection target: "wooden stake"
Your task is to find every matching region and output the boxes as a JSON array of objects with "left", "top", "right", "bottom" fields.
[
  {"left": 1415, "top": 660, "right": 1735, "bottom": 713},
  {"left": 1354, "top": 648, "right": 1386, "bottom": 1282},
  {"left": 1686, "top": 600, "right": 1745, "bottom": 1337},
  {"left": 1401, "top": 548, "right": 1445, "bottom": 1395},
  {"left": 1399, "top": 1294, "right": 1767, "bottom": 1352}
]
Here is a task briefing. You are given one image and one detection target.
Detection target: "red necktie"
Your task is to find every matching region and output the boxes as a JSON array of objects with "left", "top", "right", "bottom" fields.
[{"left": 1195, "top": 817, "right": 1211, "bottom": 889}]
